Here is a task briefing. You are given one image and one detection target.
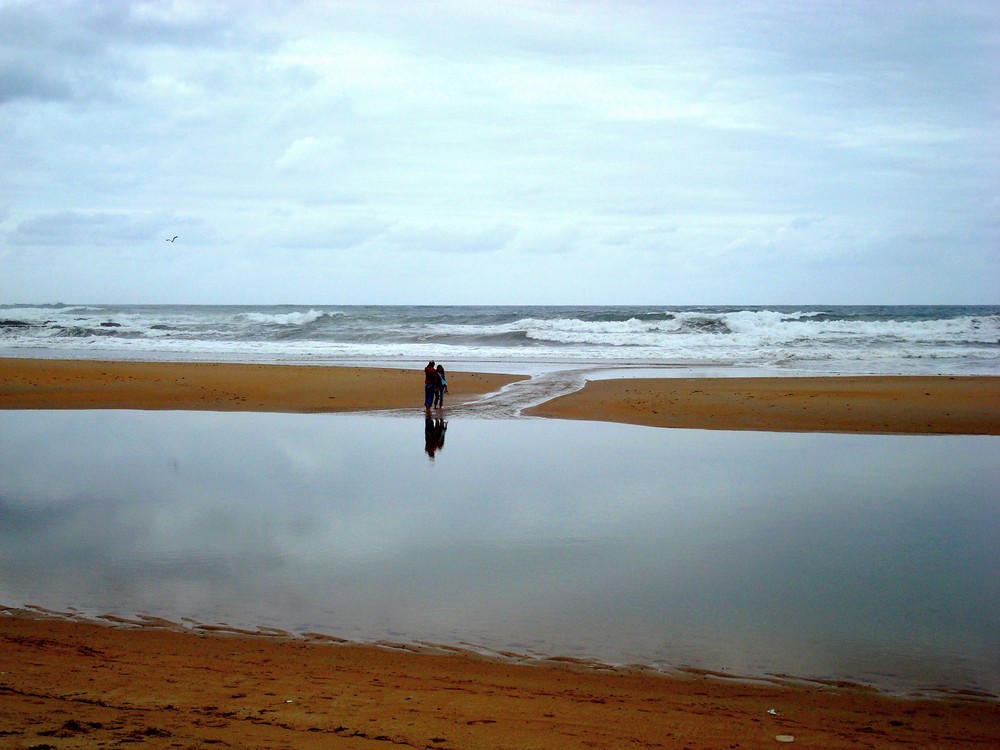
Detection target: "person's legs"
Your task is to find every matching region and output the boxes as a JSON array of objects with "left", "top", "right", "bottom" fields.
[{"left": 425, "top": 384, "right": 435, "bottom": 410}]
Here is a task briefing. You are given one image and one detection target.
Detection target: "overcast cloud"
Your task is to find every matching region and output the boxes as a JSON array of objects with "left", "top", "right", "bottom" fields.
[{"left": 1, "top": 0, "right": 997, "bottom": 304}]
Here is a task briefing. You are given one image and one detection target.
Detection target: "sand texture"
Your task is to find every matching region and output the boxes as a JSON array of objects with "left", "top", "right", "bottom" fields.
[
  {"left": 2, "top": 358, "right": 996, "bottom": 435},
  {"left": 0, "top": 358, "right": 522, "bottom": 412},
  {"left": 2, "top": 613, "right": 997, "bottom": 750},
  {"left": 526, "top": 375, "right": 1000, "bottom": 434}
]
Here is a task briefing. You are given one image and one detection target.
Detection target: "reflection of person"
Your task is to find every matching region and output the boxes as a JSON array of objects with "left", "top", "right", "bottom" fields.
[
  {"left": 423, "top": 360, "right": 439, "bottom": 412},
  {"left": 433, "top": 364, "right": 448, "bottom": 409},
  {"left": 424, "top": 416, "right": 447, "bottom": 458}
]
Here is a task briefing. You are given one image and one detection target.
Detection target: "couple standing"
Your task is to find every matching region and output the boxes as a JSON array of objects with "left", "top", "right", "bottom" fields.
[{"left": 423, "top": 360, "right": 448, "bottom": 411}]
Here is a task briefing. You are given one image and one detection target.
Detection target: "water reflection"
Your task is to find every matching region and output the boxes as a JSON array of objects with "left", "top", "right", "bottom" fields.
[
  {"left": 0, "top": 410, "right": 997, "bottom": 695},
  {"left": 424, "top": 417, "right": 447, "bottom": 459}
]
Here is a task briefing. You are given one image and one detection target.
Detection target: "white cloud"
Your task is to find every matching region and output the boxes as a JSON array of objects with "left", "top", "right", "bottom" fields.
[
  {"left": 274, "top": 136, "right": 326, "bottom": 171},
  {"left": 0, "top": 0, "right": 996, "bottom": 303}
]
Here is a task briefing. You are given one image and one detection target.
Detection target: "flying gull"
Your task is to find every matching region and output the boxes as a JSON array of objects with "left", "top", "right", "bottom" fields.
[{"left": 166, "top": 236, "right": 178, "bottom": 242}]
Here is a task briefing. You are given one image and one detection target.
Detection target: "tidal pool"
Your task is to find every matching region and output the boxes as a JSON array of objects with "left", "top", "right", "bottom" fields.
[{"left": 1, "top": 410, "right": 997, "bottom": 695}]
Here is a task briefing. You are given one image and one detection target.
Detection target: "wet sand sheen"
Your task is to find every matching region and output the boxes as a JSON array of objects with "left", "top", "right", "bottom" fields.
[{"left": 1, "top": 357, "right": 998, "bottom": 748}]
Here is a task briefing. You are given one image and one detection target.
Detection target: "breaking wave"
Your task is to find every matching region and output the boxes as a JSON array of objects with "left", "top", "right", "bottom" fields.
[{"left": 1, "top": 304, "right": 997, "bottom": 375}]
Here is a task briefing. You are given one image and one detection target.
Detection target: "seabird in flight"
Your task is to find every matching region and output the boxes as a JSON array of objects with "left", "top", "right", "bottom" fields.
[{"left": 166, "top": 236, "right": 178, "bottom": 242}]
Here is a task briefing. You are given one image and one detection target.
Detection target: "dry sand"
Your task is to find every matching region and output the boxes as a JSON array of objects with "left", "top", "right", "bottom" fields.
[{"left": 2, "top": 358, "right": 998, "bottom": 748}]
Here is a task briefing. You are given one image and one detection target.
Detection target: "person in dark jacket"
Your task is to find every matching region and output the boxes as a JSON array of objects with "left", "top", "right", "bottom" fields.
[
  {"left": 433, "top": 364, "right": 448, "bottom": 409},
  {"left": 423, "top": 360, "right": 439, "bottom": 412}
]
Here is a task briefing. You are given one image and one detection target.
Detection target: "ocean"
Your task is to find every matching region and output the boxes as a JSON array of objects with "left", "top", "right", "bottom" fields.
[{"left": 1, "top": 303, "right": 998, "bottom": 375}]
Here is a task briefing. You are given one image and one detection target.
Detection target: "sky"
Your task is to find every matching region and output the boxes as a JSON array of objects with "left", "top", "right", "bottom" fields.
[{"left": 1, "top": 0, "right": 997, "bottom": 305}]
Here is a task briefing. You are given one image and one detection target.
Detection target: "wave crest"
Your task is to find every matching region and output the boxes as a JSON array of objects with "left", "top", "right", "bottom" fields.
[{"left": 239, "top": 309, "right": 335, "bottom": 327}]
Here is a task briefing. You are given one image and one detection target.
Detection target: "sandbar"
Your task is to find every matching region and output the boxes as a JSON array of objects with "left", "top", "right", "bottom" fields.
[
  {"left": 1, "top": 358, "right": 996, "bottom": 435},
  {"left": 526, "top": 375, "right": 1000, "bottom": 434},
  {"left": 0, "top": 357, "right": 523, "bottom": 412}
]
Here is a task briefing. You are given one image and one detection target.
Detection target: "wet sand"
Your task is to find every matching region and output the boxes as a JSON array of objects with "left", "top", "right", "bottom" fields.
[
  {"left": 2, "top": 610, "right": 997, "bottom": 750},
  {"left": 526, "top": 375, "right": 1000, "bottom": 434},
  {"left": 2, "top": 358, "right": 998, "bottom": 747}
]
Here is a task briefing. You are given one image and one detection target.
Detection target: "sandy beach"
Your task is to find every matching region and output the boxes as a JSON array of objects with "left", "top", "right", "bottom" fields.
[
  {"left": 2, "top": 357, "right": 996, "bottom": 434},
  {"left": 2, "top": 608, "right": 998, "bottom": 750},
  {"left": 526, "top": 375, "right": 1000, "bottom": 434},
  {"left": 2, "top": 358, "right": 998, "bottom": 748},
  {"left": 0, "top": 357, "right": 524, "bottom": 413}
]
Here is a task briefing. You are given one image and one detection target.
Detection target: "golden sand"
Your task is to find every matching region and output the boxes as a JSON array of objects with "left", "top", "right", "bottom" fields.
[
  {"left": 525, "top": 375, "right": 1000, "bottom": 434},
  {"left": 0, "top": 357, "right": 523, "bottom": 412},
  {"left": 2, "top": 611, "right": 997, "bottom": 750}
]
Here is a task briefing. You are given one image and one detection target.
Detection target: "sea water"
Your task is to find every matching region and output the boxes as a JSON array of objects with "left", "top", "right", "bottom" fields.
[
  {"left": 1, "top": 303, "right": 998, "bottom": 375},
  {"left": 1, "top": 410, "right": 997, "bottom": 696}
]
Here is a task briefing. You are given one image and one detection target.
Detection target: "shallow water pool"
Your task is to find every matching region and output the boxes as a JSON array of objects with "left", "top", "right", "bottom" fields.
[{"left": 1, "top": 410, "right": 997, "bottom": 695}]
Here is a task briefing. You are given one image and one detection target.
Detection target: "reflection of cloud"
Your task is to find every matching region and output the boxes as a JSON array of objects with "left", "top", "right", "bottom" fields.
[{"left": 0, "top": 410, "right": 996, "bottom": 694}]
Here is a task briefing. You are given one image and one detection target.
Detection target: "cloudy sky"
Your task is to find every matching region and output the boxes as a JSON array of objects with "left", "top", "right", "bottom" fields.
[{"left": 1, "top": 0, "right": 997, "bottom": 305}]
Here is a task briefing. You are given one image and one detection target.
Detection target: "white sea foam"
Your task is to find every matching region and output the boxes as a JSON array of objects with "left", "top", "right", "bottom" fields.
[
  {"left": 240, "top": 309, "right": 335, "bottom": 326},
  {"left": 2, "top": 304, "right": 997, "bottom": 375}
]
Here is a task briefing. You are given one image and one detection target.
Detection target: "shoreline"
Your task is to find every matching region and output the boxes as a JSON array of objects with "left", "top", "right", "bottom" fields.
[
  {"left": 4, "top": 602, "right": 995, "bottom": 700},
  {"left": 2, "top": 609, "right": 998, "bottom": 750},
  {"left": 3, "top": 357, "right": 999, "bottom": 747}
]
